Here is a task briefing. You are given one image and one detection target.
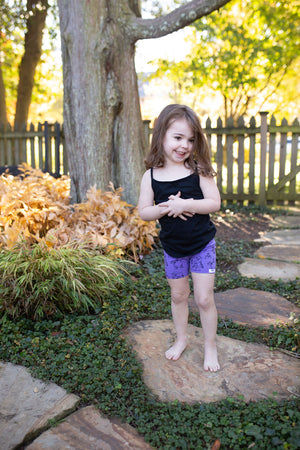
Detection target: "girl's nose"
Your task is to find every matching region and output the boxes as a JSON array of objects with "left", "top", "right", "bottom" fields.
[{"left": 181, "top": 139, "right": 188, "bottom": 148}]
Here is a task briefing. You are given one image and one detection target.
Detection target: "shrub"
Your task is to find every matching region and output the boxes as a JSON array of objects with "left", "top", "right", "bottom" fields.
[
  {"left": 0, "top": 164, "right": 158, "bottom": 260},
  {"left": 0, "top": 241, "right": 129, "bottom": 320}
]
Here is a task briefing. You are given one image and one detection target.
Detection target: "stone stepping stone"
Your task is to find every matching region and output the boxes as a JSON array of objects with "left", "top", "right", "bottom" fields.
[
  {"left": 255, "top": 244, "right": 300, "bottom": 264},
  {"left": 0, "top": 361, "right": 80, "bottom": 450},
  {"left": 212, "top": 287, "right": 299, "bottom": 327},
  {"left": 258, "top": 229, "right": 300, "bottom": 246},
  {"left": 272, "top": 216, "right": 299, "bottom": 229},
  {"left": 27, "top": 405, "right": 152, "bottom": 450},
  {"left": 238, "top": 257, "right": 300, "bottom": 281},
  {"left": 124, "top": 320, "right": 300, "bottom": 404}
]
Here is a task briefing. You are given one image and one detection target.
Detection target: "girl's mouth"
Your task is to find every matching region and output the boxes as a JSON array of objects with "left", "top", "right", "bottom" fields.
[{"left": 175, "top": 150, "right": 187, "bottom": 157}]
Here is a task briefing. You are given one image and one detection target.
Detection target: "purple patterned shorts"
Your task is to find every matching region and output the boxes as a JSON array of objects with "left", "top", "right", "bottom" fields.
[{"left": 163, "top": 239, "right": 216, "bottom": 279}]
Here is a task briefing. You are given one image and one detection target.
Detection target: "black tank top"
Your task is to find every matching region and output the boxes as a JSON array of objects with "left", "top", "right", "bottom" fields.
[{"left": 151, "top": 168, "right": 216, "bottom": 258}]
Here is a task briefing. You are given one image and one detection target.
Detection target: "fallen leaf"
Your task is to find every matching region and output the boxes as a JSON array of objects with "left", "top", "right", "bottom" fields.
[{"left": 211, "top": 439, "right": 221, "bottom": 450}]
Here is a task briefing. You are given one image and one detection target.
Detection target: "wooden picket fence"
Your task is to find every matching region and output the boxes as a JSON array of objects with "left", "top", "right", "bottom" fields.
[
  {"left": 205, "top": 112, "right": 300, "bottom": 206},
  {"left": 0, "top": 112, "right": 299, "bottom": 205},
  {"left": 0, "top": 121, "right": 67, "bottom": 178}
]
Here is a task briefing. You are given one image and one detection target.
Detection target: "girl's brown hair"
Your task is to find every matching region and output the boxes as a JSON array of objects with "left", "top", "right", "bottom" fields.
[{"left": 144, "top": 104, "right": 216, "bottom": 177}]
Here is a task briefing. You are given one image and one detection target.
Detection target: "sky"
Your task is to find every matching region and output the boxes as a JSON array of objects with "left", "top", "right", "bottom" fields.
[{"left": 135, "top": 28, "right": 191, "bottom": 72}]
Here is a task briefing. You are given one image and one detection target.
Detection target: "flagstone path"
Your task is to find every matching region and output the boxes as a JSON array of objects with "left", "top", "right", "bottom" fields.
[
  {"left": 209, "top": 287, "right": 298, "bottom": 327},
  {"left": 238, "top": 215, "right": 300, "bottom": 281},
  {"left": 124, "top": 320, "right": 299, "bottom": 404}
]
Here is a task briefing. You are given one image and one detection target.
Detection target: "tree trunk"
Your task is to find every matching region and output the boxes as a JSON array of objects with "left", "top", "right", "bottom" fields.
[
  {"left": 58, "top": 0, "right": 146, "bottom": 204},
  {"left": 14, "top": 0, "right": 48, "bottom": 128},
  {"left": 0, "top": 61, "right": 7, "bottom": 125},
  {"left": 58, "top": 0, "right": 231, "bottom": 205}
]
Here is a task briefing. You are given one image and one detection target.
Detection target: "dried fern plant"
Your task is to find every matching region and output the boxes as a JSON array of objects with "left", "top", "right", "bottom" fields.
[{"left": 0, "top": 164, "right": 158, "bottom": 260}]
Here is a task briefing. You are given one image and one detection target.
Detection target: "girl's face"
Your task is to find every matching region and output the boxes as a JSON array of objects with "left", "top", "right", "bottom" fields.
[{"left": 162, "top": 118, "right": 194, "bottom": 165}]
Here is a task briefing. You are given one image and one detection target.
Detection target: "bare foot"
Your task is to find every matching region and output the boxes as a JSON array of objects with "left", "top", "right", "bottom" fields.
[
  {"left": 165, "top": 338, "right": 187, "bottom": 361},
  {"left": 204, "top": 344, "right": 220, "bottom": 372}
]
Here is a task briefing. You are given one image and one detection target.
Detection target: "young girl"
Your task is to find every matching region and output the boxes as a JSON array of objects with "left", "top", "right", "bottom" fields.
[{"left": 138, "top": 104, "right": 221, "bottom": 372}]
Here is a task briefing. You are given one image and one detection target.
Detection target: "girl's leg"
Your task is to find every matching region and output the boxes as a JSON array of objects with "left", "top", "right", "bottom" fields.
[
  {"left": 191, "top": 273, "right": 220, "bottom": 372},
  {"left": 165, "top": 275, "right": 190, "bottom": 361}
]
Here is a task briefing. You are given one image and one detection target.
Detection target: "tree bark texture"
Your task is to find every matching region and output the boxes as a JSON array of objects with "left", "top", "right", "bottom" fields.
[
  {"left": 58, "top": 0, "right": 231, "bottom": 204},
  {"left": 14, "top": 0, "right": 48, "bottom": 128}
]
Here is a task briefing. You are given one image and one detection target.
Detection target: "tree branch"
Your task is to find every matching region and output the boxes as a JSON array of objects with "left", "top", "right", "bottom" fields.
[
  {"left": 128, "top": 0, "right": 232, "bottom": 41},
  {"left": 257, "top": 59, "right": 295, "bottom": 112}
]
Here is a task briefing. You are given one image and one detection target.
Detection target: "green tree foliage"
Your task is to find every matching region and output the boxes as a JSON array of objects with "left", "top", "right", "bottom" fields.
[
  {"left": 150, "top": 0, "right": 300, "bottom": 122},
  {"left": 0, "top": 1, "right": 24, "bottom": 123},
  {"left": 0, "top": 0, "right": 60, "bottom": 125}
]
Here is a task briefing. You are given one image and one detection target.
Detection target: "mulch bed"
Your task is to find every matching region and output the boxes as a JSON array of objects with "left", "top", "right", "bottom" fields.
[{"left": 213, "top": 211, "right": 272, "bottom": 242}]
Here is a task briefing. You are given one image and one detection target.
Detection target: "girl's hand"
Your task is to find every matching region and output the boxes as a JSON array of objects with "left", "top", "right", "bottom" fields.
[{"left": 159, "top": 191, "right": 194, "bottom": 221}]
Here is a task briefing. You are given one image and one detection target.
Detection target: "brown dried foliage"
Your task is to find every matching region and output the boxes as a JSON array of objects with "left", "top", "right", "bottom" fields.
[{"left": 0, "top": 164, "right": 158, "bottom": 260}]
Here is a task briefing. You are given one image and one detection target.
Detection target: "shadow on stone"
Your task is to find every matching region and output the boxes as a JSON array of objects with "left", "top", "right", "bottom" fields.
[
  {"left": 27, "top": 406, "right": 153, "bottom": 450},
  {"left": 238, "top": 257, "right": 300, "bottom": 281},
  {"left": 272, "top": 216, "right": 300, "bottom": 229},
  {"left": 255, "top": 245, "right": 300, "bottom": 264},
  {"left": 258, "top": 229, "right": 300, "bottom": 246},
  {"left": 191, "top": 287, "right": 300, "bottom": 328}
]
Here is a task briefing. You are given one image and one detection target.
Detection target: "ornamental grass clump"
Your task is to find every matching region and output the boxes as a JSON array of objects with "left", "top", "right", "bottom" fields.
[{"left": 0, "top": 241, "right": 128, "bottom": 320}]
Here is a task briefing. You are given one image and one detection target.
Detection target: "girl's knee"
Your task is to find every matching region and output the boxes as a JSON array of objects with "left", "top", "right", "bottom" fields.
[
  {"left": 194, "top": 292, "right": 214, "bottom": 310},
  {"left": 171, "top": 286, "right": 190, "bottom": 304}
]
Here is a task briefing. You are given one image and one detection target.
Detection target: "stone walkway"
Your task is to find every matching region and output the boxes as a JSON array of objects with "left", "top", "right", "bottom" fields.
[
  {"left": 0, "top": 361, "right": 152, "bottom": 450},
  {"left": 124, "top": 320, "right": 299, "bottom": 404},
  {"left": 0, "top": 213, "right": 299, "bottom": 449},
  {"left": 238, "top": 215, "right": 300, "bottom": 281}
]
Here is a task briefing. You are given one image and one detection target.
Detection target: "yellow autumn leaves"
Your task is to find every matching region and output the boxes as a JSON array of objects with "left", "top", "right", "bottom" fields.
[{"left": 0, "top": 164, "right": 158, "bottom": 260}]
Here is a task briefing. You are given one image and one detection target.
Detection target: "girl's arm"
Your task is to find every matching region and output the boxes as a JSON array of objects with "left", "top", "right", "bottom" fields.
[
  {"left": 138, "top": 170, "right": 168, "bottom": 221},
  {"left": 159, "top": 175, "right": 221, "bottom": 218}
]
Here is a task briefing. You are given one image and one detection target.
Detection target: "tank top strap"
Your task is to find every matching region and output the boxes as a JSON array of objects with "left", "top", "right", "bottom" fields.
[{"left": 150, "top": 168, "right": 154, "bottom": 190}]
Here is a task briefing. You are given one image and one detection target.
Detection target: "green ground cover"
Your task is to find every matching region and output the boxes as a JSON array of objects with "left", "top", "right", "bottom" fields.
[{"left": 0, "top": 206, "right": 299, "bottom": 449}]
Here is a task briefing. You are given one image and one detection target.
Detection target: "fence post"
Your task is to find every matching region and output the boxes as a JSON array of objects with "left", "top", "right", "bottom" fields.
[
  {"left": 38, "top": 122, "right": 43, "bottom": 170},
  {"left": 205, "top": 116, "right": 212, "bottom": 155},
  {"left": 54, "top": 122, "right": 60, "bottom": 177},
  {"left": 259, "top": 111, "right": 268, "bottom": 206},
  {"left": 216, "top": 117, "right": 223, "bottom": 194},
  {"left": 44, "top": 121, "right": 49, "bottom": 173},
  {"left": 237, "top": 115, "right": 245, "bottom": 202},
  {"left": 268, "top": 115, "right": 276, "bottom": 190},
  {"left": 21, "top": 122, "right": 27, "bottom": 163},
  {"left": 289, "top": 118, "right": 300, "bottom": 204},
  {"left": 226, "top": 116, "right": 234, "bottom": 196},
  {"left": 30, "top": 123, "right": 35, "bottom": 168},
  {"left": 248, "top": 116, "right": 256, "bottom": 201}
]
